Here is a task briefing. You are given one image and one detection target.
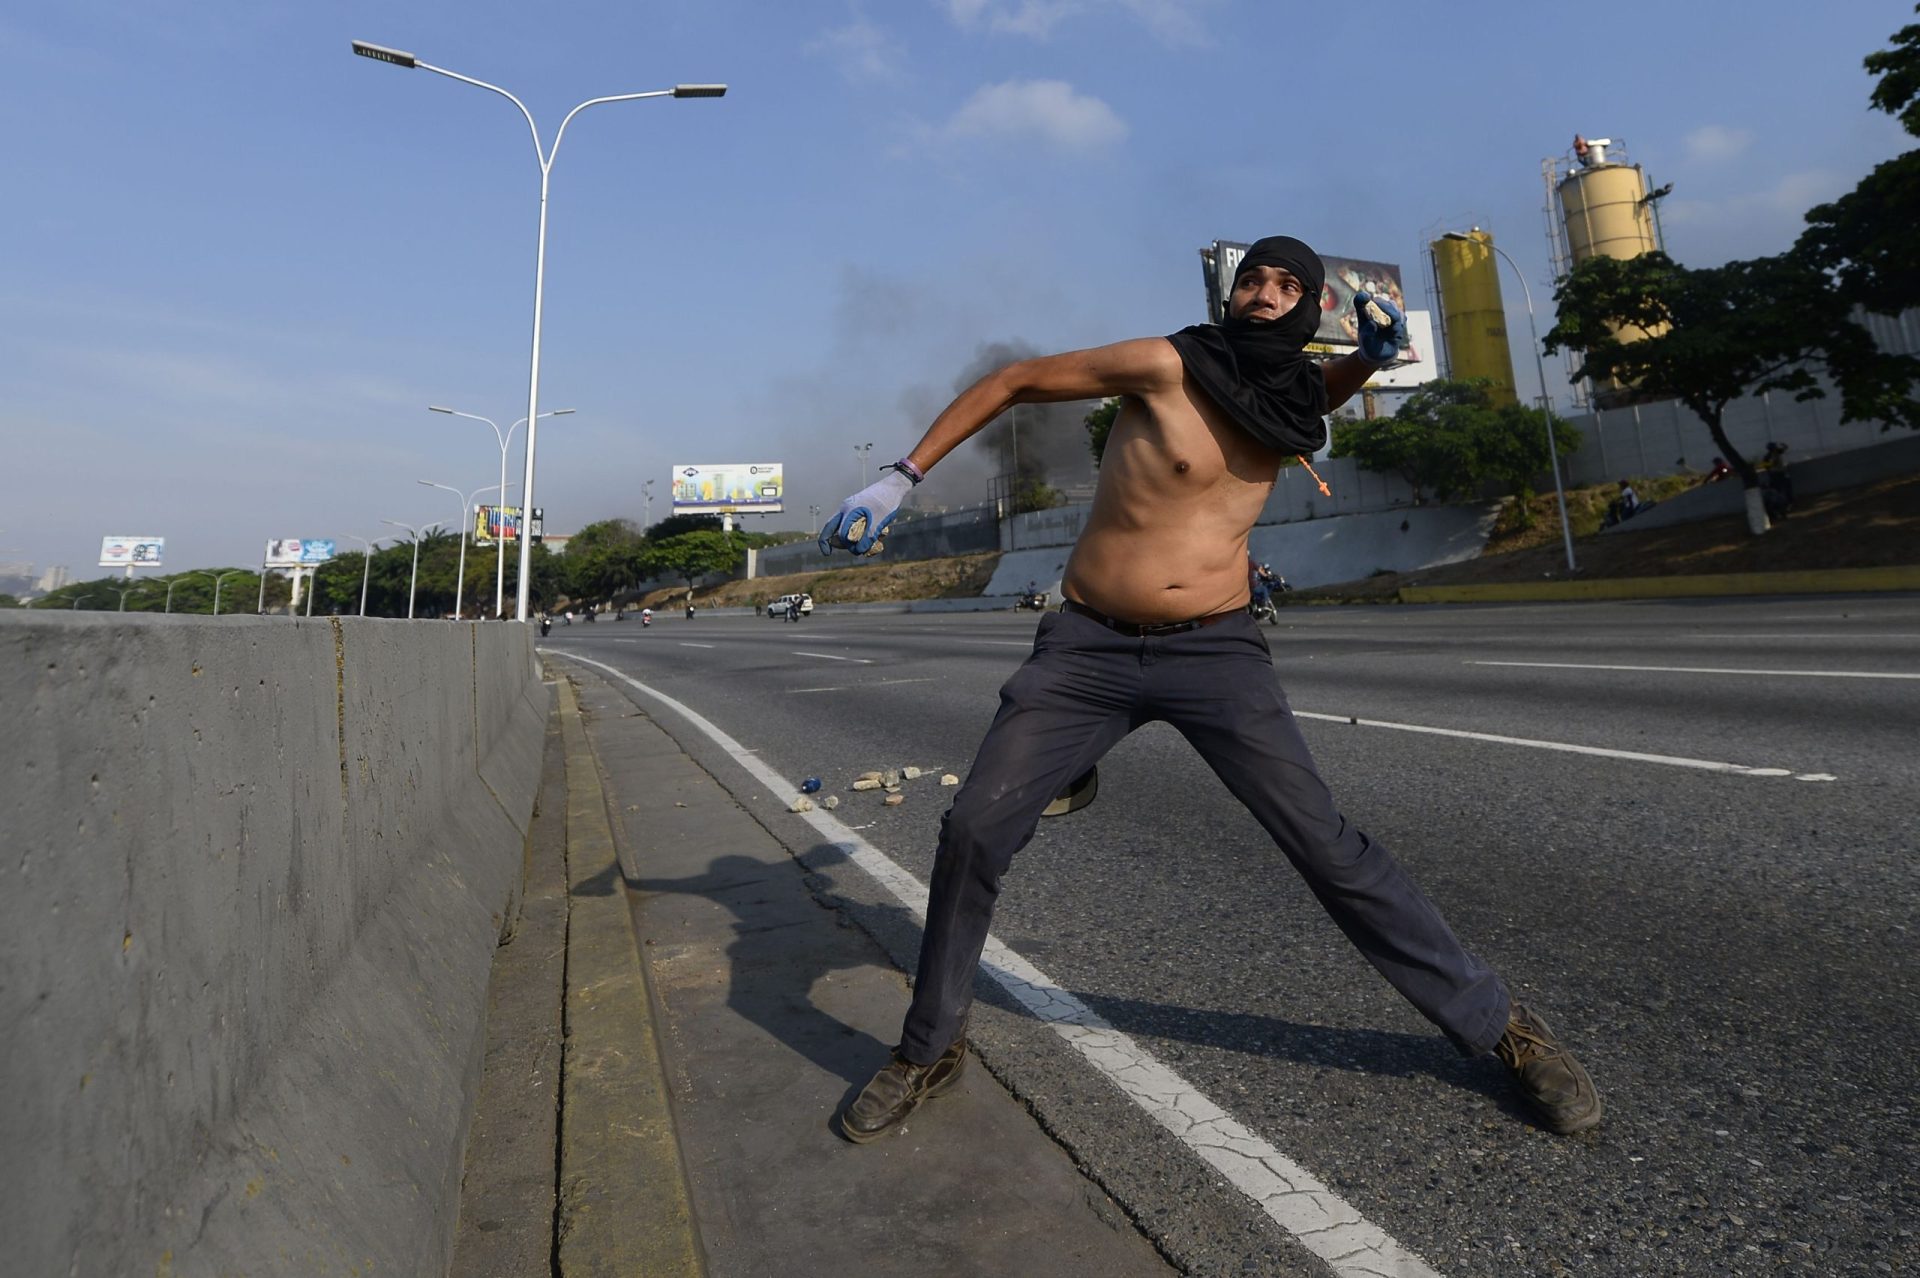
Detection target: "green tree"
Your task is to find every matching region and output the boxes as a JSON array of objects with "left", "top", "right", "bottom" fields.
[
  {"left": 639, "top": 530, "right": 743, "bottom": 592},
  {"left": 1084, "top": 397, "right": 1120, "bottom": 466},
  {"left": 1543, "top": 250, "right": 1917, "bottom": 534},
  {"left": 0, "top": 593, "right": 22, "bottom": 608},
  {"left": 1799, "top": 5, "right": 1920, "bottom": 314},
  {"left": 643, "top": 512, "right": 724, "bottom": 541},
  {"left": 1329, "top": 379, "right": 1578, "bottom": 506}
]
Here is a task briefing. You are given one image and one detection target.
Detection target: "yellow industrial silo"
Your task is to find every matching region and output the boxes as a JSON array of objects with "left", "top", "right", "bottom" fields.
[
  {"left": 1429, "top": 229, "right": 1518, "bottom": 406},
  {"left": 1551, "top": 135, "right": 1667, "bottom": 403}
]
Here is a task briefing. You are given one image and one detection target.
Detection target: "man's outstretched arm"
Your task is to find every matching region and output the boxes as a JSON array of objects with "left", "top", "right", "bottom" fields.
[{"left": 904, "top": 337, "right": 1184, "bottom": 474}]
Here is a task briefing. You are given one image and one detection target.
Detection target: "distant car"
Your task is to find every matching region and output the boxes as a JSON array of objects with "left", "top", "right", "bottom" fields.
[{"left": 766, "top": 593, "right": 814, "bottom": 618}]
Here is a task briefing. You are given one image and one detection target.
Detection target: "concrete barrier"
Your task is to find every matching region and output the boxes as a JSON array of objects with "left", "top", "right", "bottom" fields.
[{"left": 0, "top": 613, "right": 548, "bottom": 1278}]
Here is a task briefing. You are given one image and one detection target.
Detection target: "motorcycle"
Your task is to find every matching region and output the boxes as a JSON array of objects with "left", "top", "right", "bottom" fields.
[
  {"left": 539, "top": 617, "right": 552, "bottom": 637},
  {"left": 1250, "top": 597, "right": 1277, "bottom": 625},
  {"left": 641, "top": 611, "right": 652, "bottom": 627},
  {"left": 1016, "top": 589, "right": 1050, "bottom": 611}
]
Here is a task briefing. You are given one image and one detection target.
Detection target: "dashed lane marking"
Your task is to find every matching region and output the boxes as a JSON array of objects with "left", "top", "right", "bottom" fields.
[
  {"left": 680, "top": 642, "right": 716, "bottom": 649},
  {"left": 545, "top": 650, "right": 1445, "bottom": 1278},
  {"left": 1292, "top": 711, "right": 1837, "bottom": 781},
  {"left": 1469, "top": 659, "right": 1920, "bottom": 681},
  {"left": 792, "top": 650, "right": 873, "bottom": 664}
]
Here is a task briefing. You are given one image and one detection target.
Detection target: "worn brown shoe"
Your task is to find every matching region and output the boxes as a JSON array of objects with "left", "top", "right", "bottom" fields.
[
  {"left": 1495, "top": 1003, "right": 1602, "bottom": 1134},
  {"left": 838, "top": 1038, "right": 968, "bottom": 1143}
]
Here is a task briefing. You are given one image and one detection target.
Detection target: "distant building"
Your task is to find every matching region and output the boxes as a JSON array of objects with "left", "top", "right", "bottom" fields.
[
  {"left": 0, "top": 560, "right": 34, "bottom": 596},
  {"left": 35, "top": 565, "right": 70, "bottom": 593}
]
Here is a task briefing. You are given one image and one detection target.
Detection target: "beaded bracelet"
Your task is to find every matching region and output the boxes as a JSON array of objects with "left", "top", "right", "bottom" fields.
[{"left": 889, "top": 457, "right": 925, "bottom": 484}]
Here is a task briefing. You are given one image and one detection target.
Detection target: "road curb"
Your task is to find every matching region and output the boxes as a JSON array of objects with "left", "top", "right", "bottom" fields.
[
  {"left": 1396, "top": 564, "right": 1920, "bottom": 604},
  {"left": 554, "top": 678, "right": 703, "bottom": 1278}
]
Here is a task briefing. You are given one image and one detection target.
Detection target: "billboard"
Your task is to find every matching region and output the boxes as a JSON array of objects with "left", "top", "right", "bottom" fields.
[
  {"left": 474, "top": 505, "right": 544, "bottom": 545},
  {"left": 1200, "top": 242, "right": 1412, "bottom": 355},
  {"left": 263, "top": 539, "right": 337, "bottom": 567},
  {"left": 671, "top": 463, "right": 784, "bottom": 514},
  {"left": 99, "top": 536, "right": 165, "bottom": 568}
]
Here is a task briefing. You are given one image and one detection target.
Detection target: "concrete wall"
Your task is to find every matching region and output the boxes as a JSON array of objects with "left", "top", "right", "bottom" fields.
[{"left": 0, "top": 613, "right": 548, "bottom": 1278}]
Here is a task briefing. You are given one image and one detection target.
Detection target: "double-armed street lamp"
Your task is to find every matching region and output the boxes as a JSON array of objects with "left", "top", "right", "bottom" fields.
[
  {"left": 381, "top": 519, "right": 443, "bottom": 619},
  {"left": 1441, "top": 231, "right": 1578, "bottom": 573},
  {"left": 209, "top": 571, "right": 243, "bottom": 616},
  {"left": 418, "top": 481, "right": 503, "bottom": 620},
  {"left": 427, "top": 405, "right": 572, "bottom": 617},
  {"left": 355, "top": 40, "right": 726, "bottom": 621},
  {"left": 340, "top": 534, "right": 382, "bottom": 616},
  {"left": 71, "top": 594, "right": 96, "bottom": 610},
  {"left": 853, "top": 442, "right": 874, "bottom": 487}
]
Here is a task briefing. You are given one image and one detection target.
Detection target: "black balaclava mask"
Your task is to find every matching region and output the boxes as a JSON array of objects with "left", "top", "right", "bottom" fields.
[{"left": 1166, "top": 235, "right": 1331, "bottom": 454}]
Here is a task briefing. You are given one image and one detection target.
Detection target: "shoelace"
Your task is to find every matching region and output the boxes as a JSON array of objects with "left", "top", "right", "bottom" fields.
[{"left": 1496, "top": 1019, "right": 1560, "bottom": 1071}]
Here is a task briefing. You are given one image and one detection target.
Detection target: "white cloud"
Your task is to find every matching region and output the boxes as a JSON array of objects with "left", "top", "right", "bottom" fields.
[
  {"left": 945, "top": 0, "right": 1211, "bottom": 45},
  {"left": 806, "top": 17, "right": 908, "bottom": 85},
  {"left": 944, "top": 79, "right": 1128, "bottom": 150},
  {"left": 1682, "top": 124, "right": 1754, "bottom": 164},
  {"left": 1658, "top": 167, "right": 1848, "bottom": 263}
]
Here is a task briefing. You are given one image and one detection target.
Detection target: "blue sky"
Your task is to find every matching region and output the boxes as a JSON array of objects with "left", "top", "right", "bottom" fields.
[{"left": 2, "top": 0, "right": 1910, "bottom": 577}]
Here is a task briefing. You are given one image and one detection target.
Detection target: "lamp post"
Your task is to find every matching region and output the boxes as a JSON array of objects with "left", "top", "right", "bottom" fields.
[
  {"left": 1442, "top": 231, "right": 1578, "bottom": 573},
  {"left": 358, "top": 41, "right": 726, "bottom": 620},
  {"left": 419, "top": 481, "right": 502, "bottom": 620},
  {"left": 853, "top": 442, "right": 873, "bottom": 488},
  {"left": 341, "top": 534, "right": 382, "bottom": 616},
  {"left": 381, "top": 519, "right": 442, "bottom": 619},
  {"left": 427, "top": 406, "right": 573, "bottom": 617},
  {"left": 71, "top": 594, "right": 95, "bottom": 610},
  {"left": 210, "top": 571, "right": 243, "bottom": 616},
  {"left": 167, "top": 572, "right": 213, "bottom": 614}
]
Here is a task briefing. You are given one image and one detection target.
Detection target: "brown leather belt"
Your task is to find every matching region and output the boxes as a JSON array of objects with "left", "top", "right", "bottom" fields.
[{"left": 1060, "top": 598, "right": 1242, "bottom": 638}]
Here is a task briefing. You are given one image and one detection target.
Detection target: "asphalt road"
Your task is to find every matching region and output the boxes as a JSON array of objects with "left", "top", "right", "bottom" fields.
[{"left": 542, "top": 597, "right": 1918, "bottom": 1277}]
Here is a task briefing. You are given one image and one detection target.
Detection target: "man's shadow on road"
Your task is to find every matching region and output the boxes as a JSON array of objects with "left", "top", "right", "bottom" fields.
[{"left": 598, "top": 842, "right": 1518, "bottom": 1125}]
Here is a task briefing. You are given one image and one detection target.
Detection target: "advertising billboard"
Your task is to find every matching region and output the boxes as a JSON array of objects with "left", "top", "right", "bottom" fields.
[
  {"left": 671, "top": 463, "right": 784, "bottom": 514},
  {"left": 474, "top": 505, "right": 544, "bottom": 545},
  {"left": 1200, "top": 242, "right": 1412, "bottom": 355},
  {"left": 99, "top": 536, "right": 165, "bottom": 569},
  {"left": 263, "top": 539, "right": 337, "bottom": 567}
]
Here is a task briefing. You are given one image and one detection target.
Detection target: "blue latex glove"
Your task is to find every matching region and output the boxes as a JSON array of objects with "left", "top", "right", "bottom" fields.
[
  {"left": 1354, "top": 290, "right": 1409, "bottom": 364},
  {"left": 818, "top": 469, "right": 913, "bottom": 556}
]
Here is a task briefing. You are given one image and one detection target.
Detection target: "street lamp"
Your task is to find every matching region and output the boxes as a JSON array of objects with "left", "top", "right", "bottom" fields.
[
  {"left": 381, "top": 519, "right": 442, "bottom": 619},
  {"left": 166, "top": 572, "right": 213, "bottom": 614},
  {"left": 853, "top": 442, "right": 873, "bottom": 487},
  {"left": 71, "top": 594, "right": 95, "bottom": 610},
  {"left": 427, "top": 405, "right": 573, "bottom": 618},
  {"left": 418, "top": 480, "right": 502, "bottom": 620},
  {"left": 341, "top": 534, "right": 382, "bottom": 616},
  {"left": 1442, "top": 231, "right": 1578, "bottom": 573},
  {"left": 358, "top": 41, "right": 726, "bottom": 619},
  {"left": 210, "top": 571, "right": 243, "bottom": 616}
]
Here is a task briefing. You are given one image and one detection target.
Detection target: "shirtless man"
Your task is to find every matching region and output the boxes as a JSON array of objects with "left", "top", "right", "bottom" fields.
[{"left": 817, "top": 236, "right": 1600, "bottom": 1141}]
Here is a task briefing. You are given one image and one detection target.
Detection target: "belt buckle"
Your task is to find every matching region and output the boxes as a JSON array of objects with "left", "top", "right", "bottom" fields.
[{"left": 1138, "top": 618, "right": 1193, "bottom": 638}]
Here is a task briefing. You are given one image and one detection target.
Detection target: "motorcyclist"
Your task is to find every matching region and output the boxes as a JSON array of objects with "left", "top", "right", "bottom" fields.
[
  {"left": 539, "top": 613, "right": 552, "bottom": 637},
  {"left": 641, "top": 607, "right": 653, "bottom": 627}
]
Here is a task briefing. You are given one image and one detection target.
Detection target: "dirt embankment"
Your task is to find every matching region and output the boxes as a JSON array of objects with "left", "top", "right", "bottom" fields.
[
  {"left": 1294, "top": 469, "right": 1920, "bottom": 601},
  {"left": 637, "top": 551, "right": 1001, "bottom": 612}
]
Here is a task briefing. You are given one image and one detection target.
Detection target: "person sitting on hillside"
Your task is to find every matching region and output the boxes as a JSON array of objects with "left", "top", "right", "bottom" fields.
[
  {"left": 1604, "top": 479, "right": 1642, "bottom": 528},
  {"left": 1761, "top": 442, "right": 1794, "bottom": 521}
]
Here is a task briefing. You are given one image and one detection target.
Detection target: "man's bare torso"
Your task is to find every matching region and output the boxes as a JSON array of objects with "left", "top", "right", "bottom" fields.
[{"left": 1063, "top": 354, "right": 1289, "bottom": 623}]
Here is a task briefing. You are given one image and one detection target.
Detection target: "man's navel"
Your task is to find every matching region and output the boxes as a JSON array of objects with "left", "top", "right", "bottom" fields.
[{"left": 1173, "top": 460, "right": 1190, "bottom": 475}]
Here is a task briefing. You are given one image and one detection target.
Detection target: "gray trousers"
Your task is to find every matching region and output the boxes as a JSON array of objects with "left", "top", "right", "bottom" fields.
[{"left": 899, "top": 607, "right": 1511, "bottom": 1064}]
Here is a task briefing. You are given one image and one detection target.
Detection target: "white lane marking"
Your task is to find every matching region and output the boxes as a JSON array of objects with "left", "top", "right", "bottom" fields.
[
  {"left": 1686, "top": 632, "right": 1920, "bottom": 641},
  {"left": 791, "top": 677, "right": 936, "bottom": 696},
  {"left": 952, "top": 639, "right": 1039, "bottom": 647},
  {"left": 608, "top": 639, "right": 639, "bottom": 644},
  {"left": 1470, "top": 659, "right": 1920, "bottom": 681},
  {"left": 680, "top": 642, "right": 716, "bottom": 649},
  {"left": 547, "top": 650, "right": 1442, "bottom": 1278},
  {"left": 793, "top": 650, "right": 873, "bottom": 664},
  {"left": 1293, "top": 711, "right": 1834, "bottom": 780}
]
